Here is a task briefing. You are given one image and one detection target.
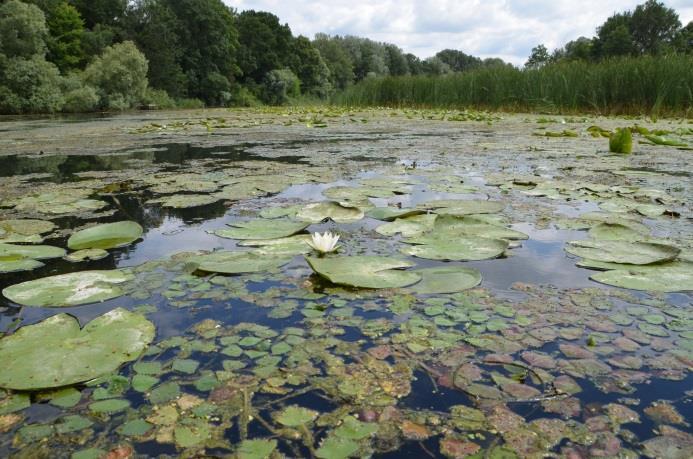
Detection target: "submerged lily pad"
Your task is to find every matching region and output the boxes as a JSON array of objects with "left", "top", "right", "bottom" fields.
[
  {"left": 2, "top": 270, "right": 133, "bottom": 307},
  {"left": 0, "top": 308, "right": 154, "bottom": 390},
  {"left": 296, "top": 201, "right": 364, "bottom": 223},
  {"left": 566, "top": 240, "right": 680, "bottom": 265},
  {"left": 214, "top": 219, "right": 309, "bottom": 240},
  {"left": 306, "top": 256, "right": 421, "bottom": 289},
  {"left": 192, "top": 251, "right": 291, "bottom": 274},
  {"left": 408, "top": 266, "right": 482, "bottom": 294},
  {"left": 401, "top": 236, "right": 508, "bottom": 261},
  {"left": 590, "top": 262, "right": 693, "bottom": 292},
  {"left": 67, "top": 221, "right": 143, "bottom": 250}
]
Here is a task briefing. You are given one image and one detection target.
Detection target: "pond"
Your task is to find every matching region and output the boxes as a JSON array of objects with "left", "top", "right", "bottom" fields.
[{"left": 0, "top": 108, "right": 691, "bottom": 458}]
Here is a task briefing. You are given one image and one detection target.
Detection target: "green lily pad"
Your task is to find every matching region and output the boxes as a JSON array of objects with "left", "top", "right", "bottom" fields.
[
  {"left": 375, "top": 214, "right": 437, "bottom": 237},
  {"left": 609, "top": 128, "right": 632, "bottom": 154},
  {"left": 0, "top": 219, "right": 55, "bottom": 243},
  {"left": 239, "top": 235, "right": 313, "bottom": 255},
  {"left": 152, "top": 194, "right": 220, "bottom": 208},
  {"left": 174, "top": 418, "right": 210, "bottom": 447},
  {"left": 275, "top": 405, "right": 318, "bottom": 426},
  {"left": 68, "top": 221, "right": 143, "bottom": 250},
  {"left": 306, "top": 256, "right": 421, "bottom": 289},
  {"left": 590, "top": 262, "right": 693, "bottom": 292},
  {"left": 0, "top": 258, "right": 45, "bottom": 273},
  {"left": 89, "top": 398, "right": 130, "bottom": 414},
  {"left": 65, "top": 248, "right": 109, "bottom": 262},
  {"left": 214, "top": 219, "right": 309, "bottom": 240},
  {"left": 2, "top": 269, "right": 134, "bottom": 307},
  {"left": 401, "top": 236, "right": 508, "bottom": 261},
  {"left": 588, "top": 222, "right": 648, "bottom": 241},
  {"left": 237, "top": 439, "right": 277, "bottom": 459},
  {"left": 118, "top": 419, "right": 153, "bottom": 436},
  {"left": 296, "top": 201, "right": 364, "bottom": 223},
  {"left": 0, "top": 308, "right": 154, "bottom": 390},
  {"left": 334, "top": 415, "right": 378, "bottom": 439},
  {"left": 316, "top": 436, "right": 359, "bottom": 459},
  {"left": 366, "top": 207, "right": 425, "bottom": 221},
  {"left": 566, "top": 240, "right": 680, "bottom": 265},
  {"left": 408, "top": 266, "right": 482, "bottom": 294},
  {"left": 421, "top": 199, "right": 505, "bottom": 215},
  {"left": 427, "top": 215, "right": 528, "bottom": 240},
  {"left": 192, "top": 251, "right": 291, "bottom": 274},
  {"left": 0, "top": 243, "right": 66, "bottom": 273}
]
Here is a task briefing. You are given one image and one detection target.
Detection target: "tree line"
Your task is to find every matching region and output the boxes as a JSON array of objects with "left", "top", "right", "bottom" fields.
[
  {"left": 0, "top": 0, "right": 690, "bottom": 114},
  {"left": 525, "top": 0, "right": 691, "bottom": 68}
]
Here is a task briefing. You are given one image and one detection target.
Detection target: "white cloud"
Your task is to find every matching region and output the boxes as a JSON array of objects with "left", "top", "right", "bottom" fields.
[{"left": 224, "top": 1, "right": 693, "bottom": 65}]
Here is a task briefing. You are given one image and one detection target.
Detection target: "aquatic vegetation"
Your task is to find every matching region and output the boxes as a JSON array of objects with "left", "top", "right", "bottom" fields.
[
  {"left": 609, "top": 128, "right": 633, "bottom": 154},
  {"left": 0, "top": 109, "right": 691, "bottom": 458}
]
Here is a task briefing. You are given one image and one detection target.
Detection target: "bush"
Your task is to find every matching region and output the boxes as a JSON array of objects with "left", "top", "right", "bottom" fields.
[
  {"left": 228, "top": 85, "right": 261, "bottom": 107},
  {"left": 0, "top": 55, "right": 64, "bottom": 114},
  {"left": 262, "top": 68, "right": 300, "bottom": 105},
  {"left": 62, "top": 86, "right": 99, "bottom": 112},
  {"left": 0, "top": 0, "right": 48, "bottom": 59},
  {"left": 83, "top": 40, "right": 148, "bottom": 110},
  {"left": 142, "top": 88, "right": 176, "bottom": 109},
  {"left": 175, "top": 98, "right": 205, "bottom": 109}
]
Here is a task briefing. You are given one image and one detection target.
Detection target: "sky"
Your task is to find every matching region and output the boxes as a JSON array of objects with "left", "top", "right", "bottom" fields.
[{"left": 223, "top": 1, "right": 693, "bottom": 65}]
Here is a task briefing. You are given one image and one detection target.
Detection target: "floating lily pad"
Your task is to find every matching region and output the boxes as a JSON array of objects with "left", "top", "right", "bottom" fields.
[
  {"left": 408, "top": 266, "right": 482, "bottom": 294},
  {"left": 428, "top": 215, "right": 528, "bottom": 240},
  {"left": 275, "top": 405, "right": 318, "bottom": 426},
  {"left": 588, "top": 222, "right": 648, "bottom": 241},
  {"left": 334, "top": 416, "right": 378, "bottom": 439},
  {"left": 316, "top": 436, "right": 359, "bottom": 459},
  {"left": 0, "top": 243, "right": 66, "bottom": 272},
  {"left": 238, "top": 235, "right": 313, "bottom": 255},
  {"left": 296, "top": 201, "right": 364, "bottom": 223},
  {"left": 67, "top": 221, "right": 143, "bottom": 250},
  {"left": 153, "top": 194, "right": 220, "bottom": 208},
  {"left": 192, "top": 251, "right": 291, "bottom": 274},
  {"left": 366, "top": 207, "right": 425, "bottom": 221},
  {"left": 375, "top": 214, "right": 437, "bottom": 237},
  {"left": 2, "top": 270, "right": 134, "bottom": 307},
  {"left": 0, "top": 308, "right": 154, "bottom": 390},
  {"left": 65, "top": 248, "right": 109, "bottom": 262},
  {"left": 306, "top": 256, "right": 421, "bottom": 289},
  {"left": 237, "top": 439, "right": 277, "bottom": 459},
  {"left": 214, "top": 219, "right": 309, "bottom": 240},
  {"left": 0, "top": 219, "right": 55, "bottom": 243},
  {"left": 566, "top": 240, "right": 680, "bottom": 265},
  {"left": 401, "top": 236, "right": 508, "bottom": 261},
  {"left": 590, "top": 262, "right": 693, "bottom": 292},
  {"left": 421, "top": 199, "right": 505, "bottom": 215}
]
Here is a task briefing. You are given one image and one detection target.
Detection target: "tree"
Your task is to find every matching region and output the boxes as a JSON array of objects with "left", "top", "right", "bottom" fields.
[
  {"left": 127, "top": 0, "right": 186, "bottom": 97},
  {"left": 405, "top": 53, "right": 424, "bottom": 75},
  {"left": 290, "top": 36, "right": 331, "bottom": 97},
  {"left": 630, "top": 0, "right": 681, "bottom": 54},
  {"left": 384, "top": 44, "right": 409, "bottom": 76},
  {"left": 235, "top": 10, "right": 292, "bottom": 84},
  {"left": 262, "top": 68, "right": 299, "bottom": 105},
  {"left": 422, "top": 56, "right": 451, "bottom": 75},
  {"left": 0, "top": 54, "right": 64, "bottom": 113},
  {"left": 674, "top": 21, "right": 692, "bottom": 53},
  {"left": 0, "top": 0, "right": 48, "bottom": 58},
  {"left": 563, "top": 37, "right": 593, "bottom": 61},
  {"left": 312, "top": 34, "right": 354, "bottom": 89},
  {"left": 68, "top": 0, "right": 126, "bottom": 29},
  {"left": 524, "top": 44, "right": 550, "bottom": 68},
  {"left": 163, "top": 0, "right": 239, "bottom": 105},
  {"left": 435, "top": 49, "right": 482, "bottom": 72},
  {"left": 83, "top": 40, "right": 148, "bottom": 109},
  {"left": 45, "top": 2, "right": 84, "bottom": 71}
]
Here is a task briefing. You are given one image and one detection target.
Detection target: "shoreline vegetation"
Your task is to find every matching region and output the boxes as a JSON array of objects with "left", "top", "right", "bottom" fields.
[{"left": 0, "top": 0, "right": 691, "bottom": 117}]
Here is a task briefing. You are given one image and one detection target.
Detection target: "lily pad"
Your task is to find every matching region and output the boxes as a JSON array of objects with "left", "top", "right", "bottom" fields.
[
  {"left": 0, "top": 308, "right": 154, "bottom": 390},
  {"left": 214, "top": 219, "right": 309, "bottom": 240},
  {"left": 275, "top": 405, "right": 318, "bottom": 426},
  {"left": 401, "top": 236, "right": 508, "bottom": 261},
  {"left": 192, "top": 251, "right": 291, "bottom": 274},
  {"left": 316, "top": 436, "right": 359, "bottom": 459},
  {"left": 153, "top": 194, "right": 220, "bottom": 208},
  {"left": 0, "top": 219, "right": 55, "bottom": 243},
  {"left": 296, "top": 201, "right": 364, "bottom": 223},
  {"left": 421, "top": 199, "right": 505, "bottom": 215},
  {"left": 366, "top": 207, "right": 425, "bottom": 221},
  {"left": 590, "top": 262, "right": 693, "bottom": 292},
  {"left": 237, "top": 439, "right": 277, "bottom": 459},
  {"left": 0, "top": 243, "right": 66, "bottom": 272},
  {"left": 588, "top": 223, "right": 648, "bottom": 241},
  {"left": 65, "top": 248, "right": 109, "bottom": 262},
  {"left": 375, "top": 214, "right": 437, "bottom": 237},
  {"left": 566, "top": 240, "right": 680, "bottom": 265},
  {"left": 67, "top": 221, "right": 143, "bottom": 250},
  {"left": 408, "top": 266, "right": 482, "bottom": 294},
  {"left": 334, "top": 416, "right": 378, "bottom": 439},
  {"left": 2, "top": 270, "right": 134, "bottom": 307},
  {"left": 428, "top": 215, "right": 528, "bottom": 240},
  {"left": 306, "top": 256, "right": 421, "bottom": 289}
]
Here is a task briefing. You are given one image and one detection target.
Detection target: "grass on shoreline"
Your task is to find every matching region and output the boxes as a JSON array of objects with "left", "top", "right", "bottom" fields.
[{"left": 332, "top": 55, "right": 693, "bottom": 117}]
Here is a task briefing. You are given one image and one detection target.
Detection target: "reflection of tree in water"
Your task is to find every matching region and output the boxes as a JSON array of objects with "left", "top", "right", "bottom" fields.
[{"left": 162, "top": 200, "right": 229, "bottom": 223}]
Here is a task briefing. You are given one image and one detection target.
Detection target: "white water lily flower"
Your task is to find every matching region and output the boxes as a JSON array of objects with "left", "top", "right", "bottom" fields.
[{"left": 306, "top": 231, "right": 340, "bottom": 254}]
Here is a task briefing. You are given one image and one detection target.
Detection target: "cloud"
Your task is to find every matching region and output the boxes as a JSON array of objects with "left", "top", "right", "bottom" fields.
[{"left": 224, "top": 1, "right": 693, "bottom": 65}]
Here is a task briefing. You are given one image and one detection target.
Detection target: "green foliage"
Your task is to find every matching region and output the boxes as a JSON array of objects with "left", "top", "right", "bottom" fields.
[
  {"left": 313, "top": 33, "right": 354, "bottom": 90},
  {"left": 435, "top": 49, "right": 482, "bottom": 72},
  {"left": 62, "top": 85, "right": 98, "bottom": 112},
  {"left": 83, "top": 40, "right": 148, "bottom": 110},
  {"left": 291, "top": 35, "right": 331, "bottom": 97},
  {"left": 44, "top": 2, "right": 84, "bottom": 71},
  {"left": 0, "top": 0, "right": 48, "bottom": 58},
  {"left": 236, "top": 10, "right": 293, "bottom": 84},
  {"left": 0, "top": 55, "right": 64, "bottom": 114},
  {"left": 334, "top": 54, "right": 693, "bottom": 116},
  {"left": 141, "top": 88, "right": 175, "bottom": 109},
  {"left": 164, "top": 0, "right": 238, "bottom": 105},
  {"left": 630, "top": 0, "right": 681, "bottom": 54},
  {"left": 262, "top": 68, "right": 300, "bottom": 105},
  {"left": 68, "top": 0, "right": 126, "bottom": 29},
  {"left": 525, "top": 44, "right": 550, "bottom": 68}
]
